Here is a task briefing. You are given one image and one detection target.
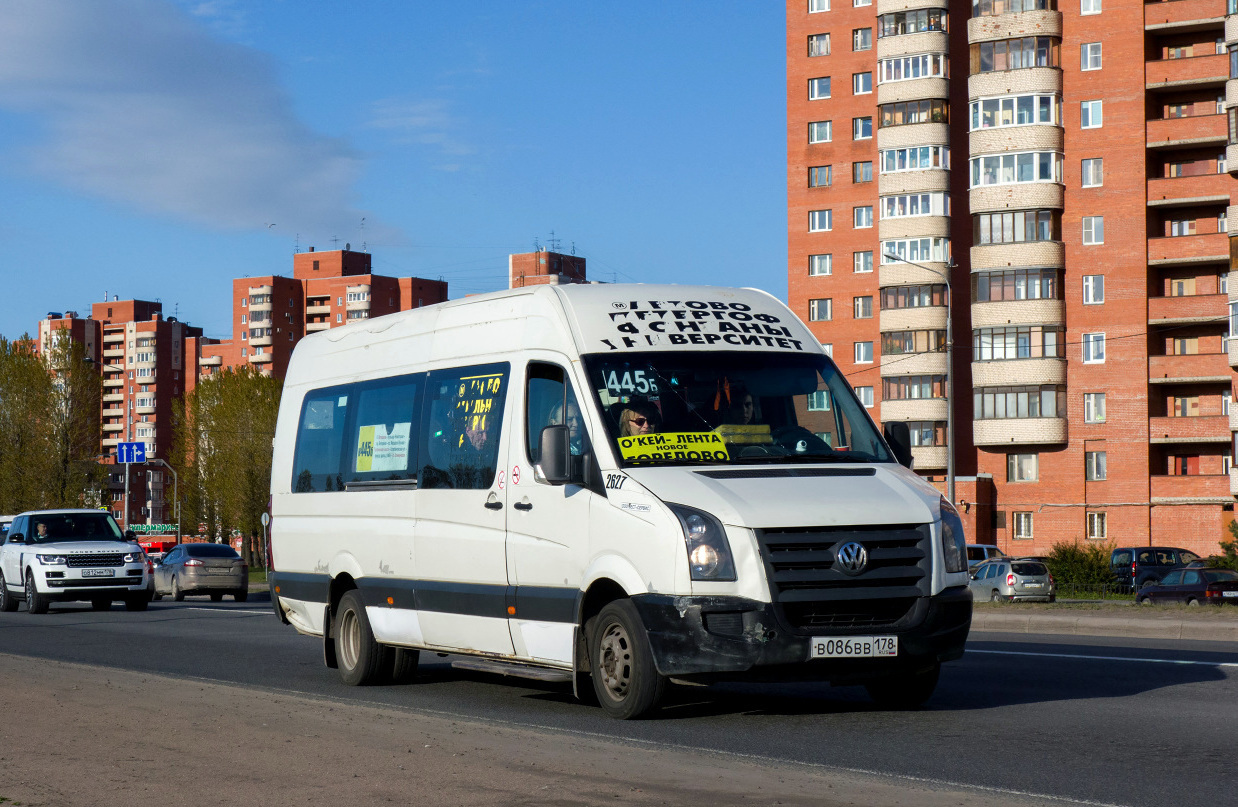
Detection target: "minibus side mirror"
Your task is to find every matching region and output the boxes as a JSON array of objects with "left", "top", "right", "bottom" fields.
[
  {"left": 883, "top": 421, "right": 914, "bottom": 469},
  {"left": 538, "top": 425, "right": 572, "bottom": 485}
]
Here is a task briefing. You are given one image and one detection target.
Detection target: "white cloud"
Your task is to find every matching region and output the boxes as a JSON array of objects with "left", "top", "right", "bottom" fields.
[
  {"left": 368, "top": 97, "right": 476, "bottom": 163},
  {"left": 0, "top": 0, "right": 397, "bottom": 239}
]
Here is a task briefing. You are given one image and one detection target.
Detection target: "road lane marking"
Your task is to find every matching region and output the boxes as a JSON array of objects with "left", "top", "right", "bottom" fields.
[
  {"left": 181, "top": 607, "right": 272, "bottom": 616},
  {"left": 969, "top": 648, "right": 1238, "bottom": 668}
]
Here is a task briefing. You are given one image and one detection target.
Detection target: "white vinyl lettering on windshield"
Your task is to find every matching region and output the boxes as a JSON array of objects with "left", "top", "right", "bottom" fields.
[{"left": 601, "top": 300, "right": 806, "bottom": 353}]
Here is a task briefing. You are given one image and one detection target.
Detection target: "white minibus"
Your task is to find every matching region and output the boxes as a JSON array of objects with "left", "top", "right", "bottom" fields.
[{"left": 268, "top": 284, "right": 971, "bottom": 718}]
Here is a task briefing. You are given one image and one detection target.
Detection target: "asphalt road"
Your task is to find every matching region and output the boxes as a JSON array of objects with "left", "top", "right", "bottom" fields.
[{"left": 2, "top": 596, "right": 1235, "bottom": 807}]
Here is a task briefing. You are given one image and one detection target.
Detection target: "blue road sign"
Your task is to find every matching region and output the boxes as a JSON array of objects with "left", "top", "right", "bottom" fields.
[{"left": 117, "top": 442, "right": 147, "bottom": 464}]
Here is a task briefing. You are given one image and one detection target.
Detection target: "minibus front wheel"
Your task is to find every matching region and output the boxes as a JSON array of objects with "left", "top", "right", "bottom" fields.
[{"left": 588, "top": 600, "right": 666, "bottom": 719}]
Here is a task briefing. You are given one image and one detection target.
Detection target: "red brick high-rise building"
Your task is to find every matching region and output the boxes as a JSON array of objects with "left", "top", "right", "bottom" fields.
[{"left": 789, "top": 0, "right": 1237, "bottom": 556}]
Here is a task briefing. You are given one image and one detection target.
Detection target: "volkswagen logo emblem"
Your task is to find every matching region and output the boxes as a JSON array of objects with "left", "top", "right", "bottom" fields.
[{"left": 835, "top": 541, "right": 868, "bottom": 575}]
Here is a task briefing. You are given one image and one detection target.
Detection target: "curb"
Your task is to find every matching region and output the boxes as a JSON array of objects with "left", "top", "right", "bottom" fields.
[{"left": 971, "top": 611, "right": 1238, "bottom": 642}]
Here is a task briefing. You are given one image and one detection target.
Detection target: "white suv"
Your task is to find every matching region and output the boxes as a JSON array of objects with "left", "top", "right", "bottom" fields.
[{"left": 0, "top": 509, "right": 152, "bottom": 613}]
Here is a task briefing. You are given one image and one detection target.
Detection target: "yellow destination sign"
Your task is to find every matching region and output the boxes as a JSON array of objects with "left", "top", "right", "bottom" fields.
[{"left": 617, "top": 431, "right": 730, "bottom": 463}]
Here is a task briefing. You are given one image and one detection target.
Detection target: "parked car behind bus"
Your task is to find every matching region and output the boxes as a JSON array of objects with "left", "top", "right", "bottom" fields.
[{"left": 1136, "top": 567, "right": 1238, "bottom": 606}]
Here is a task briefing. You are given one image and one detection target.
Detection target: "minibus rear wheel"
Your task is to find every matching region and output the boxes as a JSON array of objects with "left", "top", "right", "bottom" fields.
[
  {"left": 588, "top": 600, "right": 666, "bottom": 719},
  {"left": 335, "top": 589, "right": 392, "bottom": 686}
]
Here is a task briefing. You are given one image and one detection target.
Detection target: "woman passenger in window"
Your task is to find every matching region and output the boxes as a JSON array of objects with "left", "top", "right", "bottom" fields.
[{"left": 619, "top": 401, "right": 660, "bottom": 436}]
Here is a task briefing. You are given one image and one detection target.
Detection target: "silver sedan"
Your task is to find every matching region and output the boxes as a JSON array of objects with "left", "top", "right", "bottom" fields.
[{"left": 152, "top": 543, "right": 249, "bottom": 602}]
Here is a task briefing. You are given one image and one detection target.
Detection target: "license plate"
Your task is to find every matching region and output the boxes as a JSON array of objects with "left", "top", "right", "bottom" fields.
[
  {"left": 810, "top": 636, "right": 897, "bottom": 659},
  {"left": 1223, "top": 591, "right": 1238, "bottom": 598},
  {"left": 1024, "top": 583, "right": 1043, "bottom": 588},
  {"left": 81, "top": 569, "right": 114, "bottom": 578},
  {"left": 207, "top": 568, "right": 231, "bottom": 575}
]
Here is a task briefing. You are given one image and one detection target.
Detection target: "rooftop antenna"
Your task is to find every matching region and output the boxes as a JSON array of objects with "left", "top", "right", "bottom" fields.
[
  {"left": 548, "top": 230, "right": 561, "bottom": 252},
  {"left": 571, "top": 241, "right": 576, "bottom": 256},
  {"left": 533, "top": 236, "right": 541, "bottom": 251},
  {"left": 330, "top": 235, "right": 340, "bottom": 249},
  {"left": 359, "top": 217, "right": 366, "bottom": 252},
  {"left": 295, "top": 233, "right": 301, "bottom": 253}
]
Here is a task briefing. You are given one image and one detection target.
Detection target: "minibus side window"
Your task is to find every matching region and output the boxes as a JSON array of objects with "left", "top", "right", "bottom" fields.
[
  {"left": 526, "top": 363, "right": 587, "bottom": 464},
  {"left": 419, "top": 363, "right": 510, "bottom": 490},
  {"left": 344, "top": 375, "right": 422, "bottom": 487},
  {"left": 291, "top": 386, "right": 350, "bottom": 492}
]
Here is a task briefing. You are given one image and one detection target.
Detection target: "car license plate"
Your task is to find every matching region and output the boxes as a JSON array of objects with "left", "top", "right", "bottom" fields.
[
  {"left": 81, "top": 569, "right": 114, "bottom": 578},
  {"left": 1025, "top": 583, "right": 1042, "bottom": 588},
  {"left": 1223, "top": 591, "right": 1238, "bottom": 598},
  {"left": 207, "top": 568, "right": 230, "bottom": 575},
  {"left": 810, "top": 636, "right": 897, "bottom": 659}
]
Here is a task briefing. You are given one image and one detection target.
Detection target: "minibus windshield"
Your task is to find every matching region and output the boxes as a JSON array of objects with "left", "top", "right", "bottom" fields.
[{"left": 582, "top": 351, "right": 893, "bottom": 467}]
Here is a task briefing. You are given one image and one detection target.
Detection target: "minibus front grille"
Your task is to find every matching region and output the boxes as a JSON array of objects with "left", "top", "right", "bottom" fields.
[{"left": 755, "top": 524, "right": 931, "bottom": 633}]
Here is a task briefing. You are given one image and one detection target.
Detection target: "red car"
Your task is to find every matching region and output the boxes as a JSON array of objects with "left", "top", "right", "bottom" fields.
[{"left": 1136, "top": 566, "right": 1238, "bottom": 606}]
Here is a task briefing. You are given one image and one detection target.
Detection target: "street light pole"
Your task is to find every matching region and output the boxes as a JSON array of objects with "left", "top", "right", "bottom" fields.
[{"left": 882, "top": 252, "right": 956, "bottom": 504}]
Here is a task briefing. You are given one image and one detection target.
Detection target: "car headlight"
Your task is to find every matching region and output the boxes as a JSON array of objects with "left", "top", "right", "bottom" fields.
[
  {"left": 667, "top": 504, "right": 737, "bottom": 582},
  {"left": 123, "top": 551, "right": 145, "bottom": 563},
  {"left": 939, "top": 497, "right": 967, "bottom": 574},
  {"left": 36, "top": 554, "right": 67, "bottom": 565}
]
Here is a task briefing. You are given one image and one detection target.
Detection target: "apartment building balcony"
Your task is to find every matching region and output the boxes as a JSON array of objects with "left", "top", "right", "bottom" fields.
[
  {"left": 1228, "top": 79, "right": 1238, "bottom": 107},
  {"left": 875, "top": 32, "right": 949, "bottom": 61},
  {"left": 880, "top": 351, "right": 949, "bottom": 376},
  {"left": 1145, "top": 0, "right": 1223, "bottom": 30},
  {"left": 1226, "top": 13, "right": 1238, "bottom": 43},
  {"left": 973, "top": 417, "right": 1067, "bottom": 446},
  {"left": 878, "top": 214, "right": 950, "bottom": 241},
  {"left": 135, "top": 404, "right": 155, "bottom": 415},
  {"left": 1147, "top": 233, "right": 1228, "bottom": 263},
  {"left": 249, "top": 352, "right": 273, "bottom": 364},
  {"left": 1230, "top": 406, "right": 1238, "bottom": 432},
  {"left": 878, "top": 169, "right": 950, "bottom": 195},
  {"left": 910, "top": 445, "right": 947, "bottom": 470},
  {"left": 971, "top": 357, "right": 1065, "bottom": 386},
  {"left": 1149, "top": 415, "right": 1230, "bottom": 443},
  {"left": 876, "top": 0, "right": 945, "bottom": 12},
  {"left": 101, "top": 437, "right": 121, "bottom": 447},
  {"left": 971, "top": 241, "right": 1064, "bottom": 270},
  {"left": 306, "top": 321, "right": 331, "bottom": 332},
  {"left": 102, "top": 332, "right": 124, "bottom": 343},
  {"left": 102, "top": 423, "right": 124, "bottom": 433},
  {"left": 880, "top": 260, "right": 952, "bottom": 287},
  {"left": 305, "top": 304, "right": 331, "bottom": 316},
  {"left": 102, "top": 393, "right": 123, "bottom": 403},
  {"left": 969, "top": 125, "right": 1062, "bottom": 157},
  {"left": 967, "top": 68, "right": 1060, "bottom": 101},
  {"left": 103, "top": 377, "right": 124, "bottom": 388},
  {"left": 969, "top": 183, "right": 1064, "bottom": 214},
  {"left": 1230, "top": 467, "right": 1238, "bottom": 496},
  {"left": 967, "top": 10, "right": 1062, "bottom": 43},
  {"left": 1150, "top": 473, "right": 1232, "bottom": 503},
  {"left": 970, "top": 299, "right": 1065, "bottom": 329},
  {"left": 1148, "top": 352, "right": 1231, "bottom": 382},
  {"left": 877, "top": 122, "right": 949, "bottom": 150},
  {"left": 1146, "top": 53, "right": 1227, "bottom": 90},
  {"left": 1146, "top": 114, "right": 1226, "bottom": 149},
  {"left": 346, "top": 298, "right": 371, "bottom": 311},
  {"left": 198, "top": 355, "right": 222, "bottom": 366},
  {"left": 101, "top": 407, "right": 124, "bottom": 418},
  {"left": 876, "top": 79, "right": 949, "bottom": 106},
  {"left": 1229, "top": 335, "right": 1238, "bottom": 367},
  {"left": 1228, "top": 143, "right": 1238, "bottom": 174},
  {"left": 250, "top": 334, "right": 272, "bottom": 347},
  {"left": 248, "top": 300, "right": 273, "bottom": 313},
  {"left": 880, "top": 397, "right": 949, "bottom": 423},
  {"left": 102, "top": 347, "right": 124, "bottom": 359},
  {"left": 1146, "top": 175, "right": 1230, "bottom": 207},
  {"left": 1229, "top": 205, "right": 1238, "bottom": 235},
  {"left": 1148, "top": 293, "right": 1227, "bottom": 324},
  {"left": 879, "top": 306, "right": 948, "bottom": 332}
]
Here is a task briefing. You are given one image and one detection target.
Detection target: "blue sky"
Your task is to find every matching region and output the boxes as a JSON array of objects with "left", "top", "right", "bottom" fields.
[{"left": 0, "top": 1, "right": 787, "bottom": 340}]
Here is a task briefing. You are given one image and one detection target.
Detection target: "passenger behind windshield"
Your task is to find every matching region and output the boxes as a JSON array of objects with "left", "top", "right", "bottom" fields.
[
  {"left": 27, "top": 513, "right": 125, "bottom": 543},
  {"left": 584, "top": 351, "right": 891, "bottom": 467}
]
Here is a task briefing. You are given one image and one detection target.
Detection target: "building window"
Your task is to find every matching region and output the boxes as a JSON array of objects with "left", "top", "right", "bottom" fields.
[
  {"left": 884, "top": 329, "right": 947, "bottom": 355},
  {"left": 883, "top": 375, "right": 946, "bottom": 400},
  {"left": 853, "top": 116, "right": 873, "bottom": 139},
  {"left": 822, "top": 343, "right": 833, "bottom": 357},
  {"left": 1087, "top": 512, "right": 1107, "bottom": 540},
  {"left": 809, "top": 121, "right": 833, "bottom": 143},
  {"left": 881, "top": 284, "right": 947, "bottom": 310},
  {"left": 809, "top": 33, "right": 831, "bottom": 56},
  {"left": 974, "top": 0, "right": 1055, "bottom": 15},
  {"left": 853, "top": 72, "right": 873, "bottom": 94},
  {"left": 972, "top": 326, "right": 1064, "bottom": 360},
  {"left": 1172, "top": 336, "right": 1199, "bottom": 355},
  {"left": 336, "top": 313, "right": 343, "bottom": 323},
  {"left": 854, "top": 342, "right": 874, "bottom": 363},
  {"left": 1085, "top": 451, "right": 1107, "bottom": 481},
  {"left": 969, "top": 93, "right": 1058, "bottom": 130},
  {"left": 1169, "top": 218, "right": 1196, "bottom": 237},
  {"left": 907, "top": 421, "right": 946, "bottom": 446},
  {"left": 240, "top": 314, "right": 247, "bottom": 325},
  {"left": 1081, "top": 100, "right": 1102, "bottom": 128},
  {"left": 1083, "top": 274, "right": 1104, "bottom": 304},
  {"left": 809, "top": 209, "right": 833, "bottom": 232},
  {"left": 974, "top": 385, "right": 1065, "bottom": 419},
  {"left": 854, "top": 206, "right": 873, "bottom": 228},
  {"left": 852, "top": 28, "right": 872, "bottom": 51},
  {"left": 879, "top": 99, "right": 950, "bottom": 128},
  {"left": 1084, "top": 392, "right": 1106, "bottom": 423},
  {"left": 971, "top": 36, "right": 1061, "bottom": 73},
  {"left": 974, "top": 209, "right": 1060, "bottom": 245},
  {"left": 1013, "top": 511, "right": 1034, "bottom": 540},
  {"left": 1081, "top": 0, "right": 1101, "bottom": 14},
  {"left": 852, "top": 161, "right": 873, "bottom": 183},
  {"left": 809, "top": 77, "right": 832, "bottom": 100},
  {"left": 881, "top": 237, "right": 950, "bottom": 264},
  {"left": 854, "top": 251, "right": 874, "bottom": 273},
  {"left": 883, "top": 192, "right": 949, "bottom": 219},
  {"left": 877, "top": 9, "right": 947, "bottom": 38},
  {"left": 809, "top": 165, "right": 833, "bottom": 187},
  {"left": 809, "top": 298, "right": 833, "bottom": 321},
  {"left": 809, "top": 0, "right": 829, "bottom": 11},
  {"left": 809, "top": 254, "right": 833, "bottom": 276},
  {"left": 878, "top": 53, "right": 948, "bottom": 84},
  {"left": 1083, "top": 332, "right": 1106, "bottom": 363},
  {"left": 1081, "top": 42, "right": 1102, "bottom": 70},
  {"left": 1007, "top": 453, "right": 1038, "bottom": 482},
  {"left": 854, "top": 0, "right": 871, "bottom": 6},
  {"left": 1082, "top": 216, "right": 1104, "bottom": 244},
  {"left": 855, "top": 386, "right": 874, "bottom": 408},
  {"left": 881, "top": 145, "right": 950, "bottom": 173},
  {"left": 807, "top": 391, "right": 832, "bottom": 411},
  {"left": 1081, "top": 158, "right": 1103, "bottom": 187},
  {"left": 853, "top": 296, "right": 874, "bottom": 319},
  {"left": 1172, "top": 395, "right": 1200, "bottom": 417},
  {"left": 970, "top": 151, "right": 1062, "bottom": 186}
]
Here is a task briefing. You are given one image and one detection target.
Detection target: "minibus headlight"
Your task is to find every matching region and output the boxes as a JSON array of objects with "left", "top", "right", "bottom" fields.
[
  {"left": 667, "top": 504, "right": 736, "bottom": 582},
  {"left": 37, "top": 554, "right": 67, "bottom": 565},
  {"left": 939, "top": 497, "right": 967, "bottom": 574}
]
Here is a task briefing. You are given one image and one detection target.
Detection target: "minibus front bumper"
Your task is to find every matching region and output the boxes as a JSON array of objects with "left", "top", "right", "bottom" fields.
[{"left": 629, "top": 586, "right": 971, "bottom": 682}]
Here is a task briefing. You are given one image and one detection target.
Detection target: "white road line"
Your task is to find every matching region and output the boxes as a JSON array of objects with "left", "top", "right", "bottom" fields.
[
  {"left": 181, "top": 607, "right": 272, "bottom": 616},
  {"left": 969, "top": 648, "right": 1238, "bottom": 668}
]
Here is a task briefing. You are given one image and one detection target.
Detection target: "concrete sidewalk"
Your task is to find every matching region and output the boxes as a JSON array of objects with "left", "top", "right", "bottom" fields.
[{"left": 970, "top": 605, "right": 1238, "bottom": 642}]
